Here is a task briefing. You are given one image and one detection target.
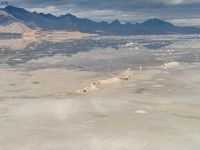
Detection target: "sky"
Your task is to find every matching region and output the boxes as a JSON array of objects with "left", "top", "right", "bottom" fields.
[{"left": 4, "top": 0, "right": 200, "bottom": 26}]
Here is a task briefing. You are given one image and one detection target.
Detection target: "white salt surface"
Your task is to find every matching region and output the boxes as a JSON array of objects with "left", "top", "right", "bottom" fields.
[
  {"left": 161, "top": 62, "right": 180, "bottom": 69},
  {"left": 134, "top": 110, "right": 149, "bottom": 114},
  {"left": 0, "top": 35, "right": 200, "bottom": 150}
]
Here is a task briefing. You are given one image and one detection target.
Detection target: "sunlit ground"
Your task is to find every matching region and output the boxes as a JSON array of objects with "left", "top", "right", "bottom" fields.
[{"left": 0, "top": 34, "right": 200, "bottom": 150}]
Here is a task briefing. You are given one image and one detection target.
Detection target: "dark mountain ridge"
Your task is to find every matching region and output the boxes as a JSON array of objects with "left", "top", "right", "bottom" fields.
[{"left": 1, "top": 5, "right": 200, "bottom": 35}]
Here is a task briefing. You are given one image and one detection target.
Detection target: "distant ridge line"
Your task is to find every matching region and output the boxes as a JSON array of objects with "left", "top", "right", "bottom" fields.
[{"left": 1, "top": 5, "right": 200, "bottom": 35}]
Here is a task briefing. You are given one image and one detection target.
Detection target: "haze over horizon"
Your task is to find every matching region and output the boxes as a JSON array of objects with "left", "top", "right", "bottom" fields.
[{"left": 1, "top": 0, "right": 200, "bottom": 26}]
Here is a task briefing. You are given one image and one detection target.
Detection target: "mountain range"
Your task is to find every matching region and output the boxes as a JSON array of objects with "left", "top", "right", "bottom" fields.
[{"left": 1, "top": 5, "right": 200, "bottom": 35}]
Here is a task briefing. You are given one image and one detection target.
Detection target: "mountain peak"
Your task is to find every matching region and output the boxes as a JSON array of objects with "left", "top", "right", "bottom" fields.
[
  {"left": 5, "top": 5, "right": 24, "bottom": 11},
  {"left": 60, "top": 13, "right": 77, "bottom": 19},
  {"left": 141, "top": 18, "right": 174, "bottom": 27},
  {"left": 4, "top": 5, "right": 30, "bottom": 16},
  {"left": 111, "top": 19, "right": 121, "bottom": 25},
  {"left": 4, "top": 5, "right": 14, "bottom": 9}
]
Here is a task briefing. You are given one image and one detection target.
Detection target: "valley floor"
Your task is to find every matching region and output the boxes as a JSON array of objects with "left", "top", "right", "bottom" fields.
[{"left": 0, "top": 34, "right": 200, "bottom": 150}]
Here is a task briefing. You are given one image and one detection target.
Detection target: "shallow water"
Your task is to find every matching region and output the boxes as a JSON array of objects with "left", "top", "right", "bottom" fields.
[{"left": 0, "top": 34, "right": 200, "bottom": 150}]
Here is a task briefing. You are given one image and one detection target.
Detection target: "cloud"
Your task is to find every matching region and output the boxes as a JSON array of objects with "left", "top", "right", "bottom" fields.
[
  {"left": 169, "top": 18, "right": 200, "bottom": 27},
  {"left": 8, "top": 0, "right": 200, "bottom": 8},
  {"left": 169, "top": 0, "right": 184, "bottom": 5},
  {"left": 29, "top": 6, "right": 63, "bottom": 15}
]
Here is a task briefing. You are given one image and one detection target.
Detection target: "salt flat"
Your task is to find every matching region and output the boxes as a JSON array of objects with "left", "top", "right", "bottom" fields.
[{"left": 0, "top": 35, "right": 200, "bottom": 150}]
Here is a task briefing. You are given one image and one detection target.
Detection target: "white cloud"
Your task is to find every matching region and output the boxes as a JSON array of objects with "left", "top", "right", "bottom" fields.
[
  {"left": 170, "top": 0, "right": 184, "bottom": 4},
  {"left": 169, "top": 18, "right": 200, "bottom": 27},
  {"left": 28, "top": 5, "right": 138, "bottom": 22},
  {"left": 73, "top": 9, "right": 137, "bottom": 22},
  {"left": 29, "top": 6, "right": 61, "bottom": 15}
]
